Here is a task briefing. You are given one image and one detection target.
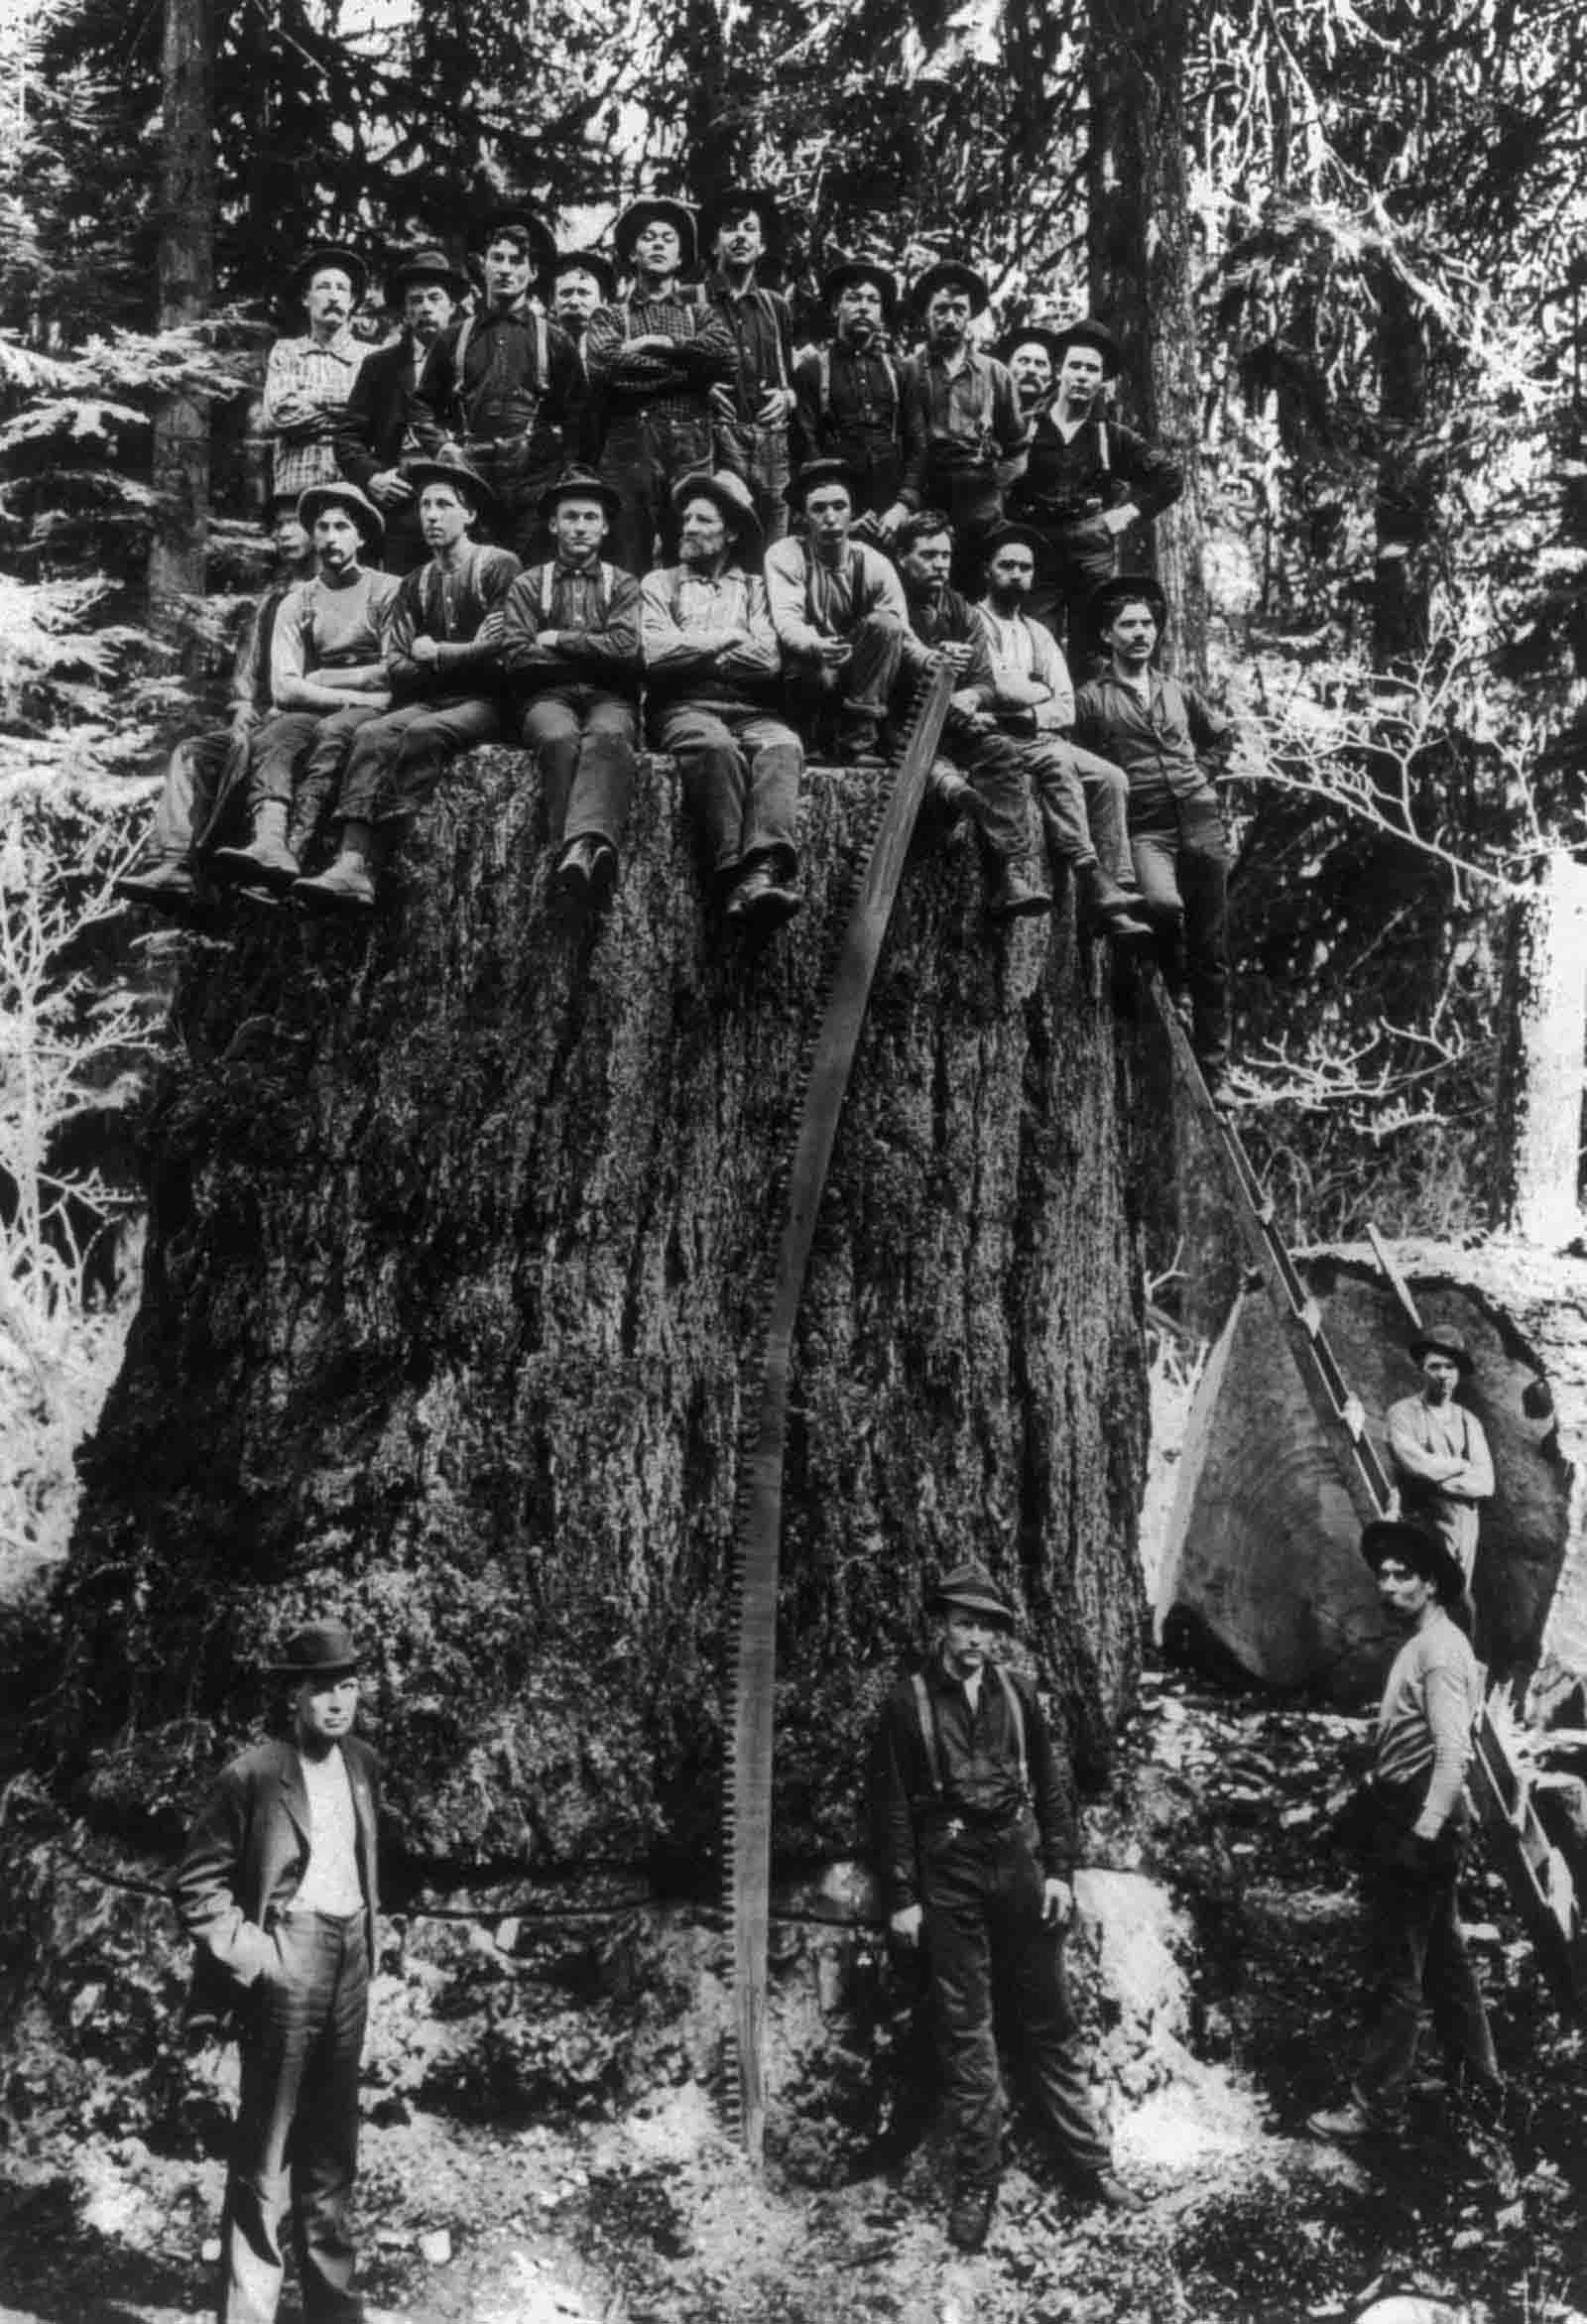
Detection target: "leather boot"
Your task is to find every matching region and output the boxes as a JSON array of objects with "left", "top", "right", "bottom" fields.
[
  {"left": 724, "top": 860, "right": 802, "bottom": 932},
  {"left": 1077, "top": 859, "right": 1154, "bottom": 942},
  {"left": 925, "top": 767, "right": 976, "bottom": 823},
  {"left": 557, "top": 834, "right": 617, "bottom": 907},
  {"left": 292, "top": 854, "right": 377, "bottom": 915},
  {"left": 114, "top": 857, "right": 196, "bottom": 913},
  {"left": 211, "top": 801, "right": 300, "bottom": 891},
  {"left": 988, "top": 861, "right": 1053, "bottom": 920}
]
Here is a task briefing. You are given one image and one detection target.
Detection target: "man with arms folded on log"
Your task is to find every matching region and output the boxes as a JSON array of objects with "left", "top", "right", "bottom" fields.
[
  {"left": 699, "top": 187, "right": 797, "bottom": 548},
  {"left": 333, "top": 243, "right": 471, "bottom": 575},
  {"left": 874, "top": 1561, "right": 1144, "bottom": 2256},
  {"left": 973, "top": 522, "right": 1152, "bottom": 945},
  {"left": 642, "top": 468, "right": 802, "bottom": 936},
  {"left": 173, "top": 1619, "right": 381, "bottom": 2324},
  {"left": 498, "top": 467, "right": 642, "bottom": 913},
  {"left": 410, "top": 207, "right": 579, "bottom": 559},
  {"left": 584, "top": 197, "right": 736, "bottom": 575},
  {"left": 292, "top": 457, "right": 521, "bottom": 915},
  {"left": 900, "top": 260, "right": 1029, "bottom": 583},
  {"left": 1307, "top": 1521, "right": 1507, "bottom": 2149},
  {"left": 1386, "top": 1325, "right": 1495, "bottom": 1595},
  {"left": 211, "top": 484, "right": 399, "bottom": 898},
  {"left": 262, "top": 244, "right": 370, "bottom": 507},
  {"left": 115, "top": 497, "right": 315, "bottom": 917},
  {"left": 793, "top": 256, "right": 914, "bottom": 547}
]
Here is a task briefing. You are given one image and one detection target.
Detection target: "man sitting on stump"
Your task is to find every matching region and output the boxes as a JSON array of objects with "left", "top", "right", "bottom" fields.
[
  {"left": 1073, "top": 575, "right": 1235, "bottom": 1095},
  {"left": 499, "top": 468, "right": 643, "bottom": 910},
  {"left": 642, "top": 469, "right": 802, "bottom": 934},
  {"left": 292, "top": 457, "right": 520, "bottom": 915},
  {"left": 875, "top": 1561, "right": 1142, "bottom": 2253},
  {"left": 763, "top": 457, "right": 910, "bottom": 764}
]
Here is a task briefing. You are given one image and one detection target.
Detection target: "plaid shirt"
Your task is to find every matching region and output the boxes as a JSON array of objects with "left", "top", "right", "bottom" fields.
[
  {"left": 262, "top": 329, "right": 365, "bottom": 500},
  {"left": 584, "top": 291, "right": 735, "bottom": 421}
]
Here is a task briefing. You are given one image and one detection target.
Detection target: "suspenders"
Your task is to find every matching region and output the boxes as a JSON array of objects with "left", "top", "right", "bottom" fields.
[
  {"left": 911, "top": 1664, "right": 1031, "bottom": 1807},
  {"left": 538, "top": 562, "right": 614, "bottom": 621},
  {"left": 816, "top": 342, "right": 900, "bottom": 427},
  {"left": 452, "top": 307, "right": 549, "bottom": 435}
]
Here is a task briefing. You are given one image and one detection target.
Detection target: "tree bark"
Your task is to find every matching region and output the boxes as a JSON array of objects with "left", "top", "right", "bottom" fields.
[
  {"left": 1491, "top": 850, "right": 1587, "bottom": 1248},
  {"left": 147, "top": 0, "right": 213, "bottom": 646},
  {"left": 1370, "top": 261, "right": 1431, "bottom": 673}
]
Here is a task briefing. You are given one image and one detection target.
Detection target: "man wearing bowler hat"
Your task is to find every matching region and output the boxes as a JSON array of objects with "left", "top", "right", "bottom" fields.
[
  {"left": 335, "top": 244, "right": 472, "bottom": 573},
  {"left": 900, "top": 261, "right": 1029, "bottom": 576},
  {"left": 1307, "top": 1521, "right": 1505, "bottom": 2146},
  {"left": 699, "top": 187, "right": 798, "bottom": 546},
  {"left": 410, "top": 207, "right": 579, "bottom": 555},
  {"left": 1005, "top": 316, "right": 1183, "bottom": 657},
  {"left": 263, "top": 244, "right": 370, "bottom": 505},
  {"left": 1387, "top": 1325, "right": 1494, "bottom": 1585},
  {"left": 585, "top": 196, "right": 736, "bottom": 574},
  {"left": 173, "top": 1619, "right": 380, "bottom": 2323},
  {"left": 875, "top": 1561, "right": 1140, "bottom": 2253},
  {"left": 793, "top": 256, "right": 914, "bottom": 538},
  {"left": 499, "top": 467, "right": 643, "bottom": 910}
]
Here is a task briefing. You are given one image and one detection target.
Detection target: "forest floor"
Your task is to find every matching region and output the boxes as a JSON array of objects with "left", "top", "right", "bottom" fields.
[{"left": 3, "top": 1667, "right": 1586, "bottom": 2324}]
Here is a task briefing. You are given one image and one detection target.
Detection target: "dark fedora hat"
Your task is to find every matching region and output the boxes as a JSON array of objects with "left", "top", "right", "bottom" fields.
[
  {"left": 992, "top": 323, "right": 1067, "bottom": 370},
  {"left": 403, "top": 453, "right": 497, "bottom": 515},
  {"left": 911, "top": 259, "right": 992, "bottom": 314},
  {"left": 1407, "top": 1323, "right": 1475, "bottom": 1378},
  {"left": 298, "top": 480, "right": 385, "bottom": 550},
  {"left": 475, "top": 207, "right": 556, "bottom": 278},
  {"left": 927, "top": 1559, "right": 1017, "bottom": 1627},
  {"left": 384, "top": 242, "right": 472, "bottom": 311},
  {"left": 272, "top": 1619, "right": 363, "bottom": 1676},
  {"left": 551, "top": 247, "right": 617, "bottom": 303},
  {"left": 1049, "top": 316, "right": 1123, "bottom": 378},
  {"left": 538, "top": 465, "right": 624, "bottom": 523},
  {"left": 700, "top": 186, "right": 784, "bottom": 256},
  {"left": 672, "top": 467, "right": 764, "bottom": 565},
  {"left": 820, "top": 255, "right": 900, "bottom": 320},
  {"left": 1090, "top": 572, "right": 1167, "bottom": 636},
  {"left": 614, "top": 196, "right": 698, "bottom": 271},
  {"left": 980, "top": 520, "right": 1049, "bottom": 561},
  {"left": 1360, "top": 1519, "right": 1465, "bottom": 1608},
  {"left": 786, "top": 455, "right": 859, "bottom": 510},
  {"left": 292, "top": 242, "right": 368, "bottom": 306}
]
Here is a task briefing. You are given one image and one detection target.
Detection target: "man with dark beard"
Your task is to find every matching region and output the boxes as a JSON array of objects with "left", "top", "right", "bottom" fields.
[
  {"left": 793, "top": 256, "right": 913, "bottom": 539},
  {"left": 335, "top": 244, "right": 472, "bottom": 573},
  {"left": 900, "top": 262, "right": 1028, "bottom": 577},
  {"left": 699, "top": 188, "right": 797, "bottom": 547}
]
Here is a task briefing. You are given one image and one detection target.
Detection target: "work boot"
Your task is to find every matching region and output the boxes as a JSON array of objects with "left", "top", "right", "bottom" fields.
[
  {"left": 946, "top": 2185, "right": 995, "bottom": 2254},
  {"left": 925, "top": 767, "right": 976, "bottom": 823},
  {"left": 211, "top": 802, "right": 300, "bottom": 892},
  {"left": 988, "top": 861, "right": 1053, "bottom": 920},
  {"left": 1304, "top": 2100, "right": 1383, "bottom": 2144},
  {"left": 292, "top": 855, "right": 377, "bottom": 915},
  {"left": 557, "top": 834, "right": 617, "bottom": 908},
  {"left": 114, "top": 858, "right": 196, "bottom": 914},
  {"left": 724, "top": 861, "right": 802, "bottom": 933},
  {"left": 1077, "top": 860, "right": 1154, "bottom": 943},
  {"left": 835, "top": 714, "right": 886, "bottom": 768}
]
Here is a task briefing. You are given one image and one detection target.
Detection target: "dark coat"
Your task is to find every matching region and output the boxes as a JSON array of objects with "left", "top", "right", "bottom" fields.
[{"left": 334, "top": 339, "right": 427, "bottom": 571}]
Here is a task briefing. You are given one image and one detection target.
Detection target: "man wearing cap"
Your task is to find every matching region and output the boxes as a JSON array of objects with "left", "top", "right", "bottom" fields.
[
  {"left": 900, "top": 263, "right": 1029, "bottom": 577},
  {"left": 875, "top": 1560, "right": 1139, "bottom": 2252},
  {"left": 1073, "top": 576, "right": 1235, "bottom": 1095},
  {"left": 550, "top": 250, "right": 617, "bottom": 466},
  {"left": 410, "top": 209, "right": 579, "bottom": 556},
  {"left": 1386, "top": 1327, "right": 1494, "bottom": 1585},
  {"left": 793, "top": 258, "right": 913, "bottom": 539},
  {"left": 699, "top": 189, "right": 797, "bottom": 547},
  {"left": 212, "top": 483, "right": 400, "bottom": 895},
  {"left": 115, "top": 497, "right": 315, "bottom": 917},
  {"left": 334, "top": 245, "right": 471, "bottom": 574},
  {"left": 584, "top": 197, "right": 735, "bottom": 574},
  {"left": 764, "top": 458, "right": 912, "bottom": 765},
  {"left": 973, "top": 524, "right": 1151, "bottom": 943},
  {"left": 173, "top": 1619, "right": 380, "bottom": 2324},
  {"left": 1307, "top": 1522, "right": 1504, "bottom": 2146},
  {"left": 1005, "top": 318, "right": 1183, "bottom": 656},
  {"left": 498, "top": 468, "right": 642, "bottom": 909},
  {"left": 292, "top": 458, "right": 521, "bottom": 915},
  {"left": 642, "top": 468, "right": 802, "bottom": 933},
  {"left": 262, "top": 245, "right": 369, "bottom": 506}
]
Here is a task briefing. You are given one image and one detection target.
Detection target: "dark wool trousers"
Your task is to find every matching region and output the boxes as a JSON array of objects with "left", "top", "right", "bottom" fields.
[
  {"left": 938, "top": 713, "right": 1037, "bottom": 868},
  {"left": 247, "top": 707, "right": 385, "bottom": 854},
  {"left": 332, "top": 696, "right": 502, "bottom": 828},
  {"left": 597, "top": 409, "right": 713, "bottom": 575},
  {"left": 518, "top": 686, "right": 638, "bottom": 851},
  {"left": 1018, "top": 737, "right": 1133, "bottom": 884},
  {"left": 1128, "top": 779, "right": 1231, "bottom": 1068},
  {"left": 1353, "top": 1786, "right": 1498, "bottom": 2122},
  {"left": 655, "top": 697, "right": 801, "bottom": 879},
  {"left": 785, "top": 613, "right": 907, "bottom": 752},
  {"left": 221, "top": 1908, "right": 368, "bottom": 2324},
  {"left": 920, "top": 1818, "right": 1111, "bottom": 2193},
  {"left": 712, "top": 417, "right": 793, "bottom": 546}
]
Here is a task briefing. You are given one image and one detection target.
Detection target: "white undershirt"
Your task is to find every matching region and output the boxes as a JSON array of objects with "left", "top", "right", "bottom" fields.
[{"left": 294, "top": 1744, "right": 363, "bottom": 1914}]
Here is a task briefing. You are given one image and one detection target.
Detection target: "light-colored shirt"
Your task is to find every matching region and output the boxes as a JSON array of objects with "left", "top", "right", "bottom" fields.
[
  {"left": 973, "top": 603, "right": 1075, "bottom": 732},
  {"left": 262, "top": 329, "right": 365, "bottom": 501},
  {"left": 641, "top": 565, "right": 780, "bottom": 679},
  {"left": 1375, "top": 1610, "right": 1484, "bottom": 1833},
  {"left": 762, "top": 537, "right": 909, "bottom": 660},
  {"left": 294, "top": 1744, "right": 364, "bottom": 1914},
  {"left": 1387, "top": 1393, "right": 1494, "bottom": 1579},
  {"left": 271, "top": 567, "right": 400, "bottom": 704}
]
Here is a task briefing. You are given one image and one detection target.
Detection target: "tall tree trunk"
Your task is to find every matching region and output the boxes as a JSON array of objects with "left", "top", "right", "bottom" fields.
[
  {"left": 147, "top": 0, "right": 214, "bottom": 646},
  {"left": 1085, "top": 0, "right": 1207, "bottom": 683},
  {"left": 1370, "top": 261, "right": 1432, "bottom": 673},
  {"left": 1490, "top": 850, "right": 1587, "bottom": 1247}
]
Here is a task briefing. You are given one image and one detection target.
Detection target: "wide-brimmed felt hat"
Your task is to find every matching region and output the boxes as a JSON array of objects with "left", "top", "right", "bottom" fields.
[
  {"left": 1050, "top": 316, "right": 1123, "bottom": 379},
  {"left": 928, "top": 1559, "right": 1017, "bottom": 1627},
  {"left": 1408, "top": 1323, "right": 1475, "bottom": 1378},
  {"left": 538, "top": 466, "right": 624, "bottom": 523},
  {"left": 551, "top": 247, "right": 617, "bottom": 303},
  {"left": 383, "top": 243, "right": 472, "bottom": 311},
  {"left": 821, "top": 256, "right": 900, "bottom": 321},
  {"left": 911, "top": 260, "right": 991, "bottom": 315},
  {"left": 1090, "top": 572, "right": 1167, "bottom": 636},
  {"left": 271, "top": 1619, "right": 363, "bottom": 1676},
  {"left": 298, "top": 480, "right": 384, "bottom": 550},
  {"left": 980, "top": 521, "right": 1048, "bottom": 562},
  {"left": 614, "top": 196, "right": 698, "bottom": 271},
  {"left": 292, "top": 242, "right": 368, "bottom": 306},
  {"left": 786, "top": 456, "right": 859, "bottom": 510},
  {"left": 993, "top": 323, "right": 1067, "bottom": 370},
  {"left": 699, "top": 187, "right": 784, "bottom": 257},
  {"left": 1360, "top": 1520, "right": 1466, "bottom": 1608},
  {"left": 403, "top": 453, "right": 497, "bottom": 515},
  {"left": 672, "top": 467, "right": 764, "bottom": 565},
  {"left": 474, "top": 207, "right": 555, "bottom": 279}
]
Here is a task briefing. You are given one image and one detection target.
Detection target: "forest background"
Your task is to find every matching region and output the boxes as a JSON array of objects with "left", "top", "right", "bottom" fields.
[{"left": 1, "top": 0, "right": 1585, "bottom": 1584}]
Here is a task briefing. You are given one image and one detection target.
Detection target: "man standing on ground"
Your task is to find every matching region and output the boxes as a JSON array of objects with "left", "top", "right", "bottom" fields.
[
  {"left": 901, "top": 262, "right": 1028, "bottom": 578},
  {"left": 1386, "top": 1327, "right": 1494, "bottom": 1587},
  {"left": 262, "top": 245, "right": 369, "bottom": 506},
  {"left": 875, "top": 1562, "right": 1142, "bottom": 2253},
  {"left": 173, "top": 1619, "right": 380, "bottom": 2324},
  {"left": 793, "top": 257, "right": 913, "bottom": 541},
  {"left": 642, "top": 469, "right": 802, "bottom": 934},
  {"left": 700, "top": 188, "right": 797, "bottom": 547},
  {"left": 1073, "top": 576, "right": 1235, "bottom": 1095},
  {"left": 1307, "top": 1521, "right": 1505, "bottom": 2147},
  {"left": 334, "top": 244, "right": 470, "bottom": 574}
]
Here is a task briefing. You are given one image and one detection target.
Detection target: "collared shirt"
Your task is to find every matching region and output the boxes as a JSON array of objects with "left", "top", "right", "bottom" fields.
[
  {"left": 974, "top": 603, "right": 1075, "bottom": 733},
  {"left": 262, "top": 328, "right": 365, "bottom": 500},
  {"left": 1072, "top": 670, "right": 1232, "bottom": 801},
  {"left": 1012, "top": 410, "right": 1184, "bottom": 529},
  {"left": 293, "top": 1745, "right": 364, "bottom": 1916},
  {"left": 498, "top": 557, "right": 644, "bottom": 691},
  {"left": 902, "top": 348, "right": 1028, "bottom": 503},
  {"left": 702, "top": 272, "right": 794, "bottom": 417},
  {"left": 640, "top": 562, "right": 781, "bottom": 704},
  {"left": 763, "top": 537, "right": 909, "bottom": 659},
  {"left": 410, "top": 305, "right": 579, "bottom": 455},
  {"left": 1374, "top": 1610, "right": 1484, "bottom": 1832},
  {"left": 794, "top": 338, "right": 906, "bottom": 452},
  {"left": 584, "top": 291, "right": 736, "bottom": 418},
  {"left": 386, "top": 544, "right": 523, "bottom": 699}
]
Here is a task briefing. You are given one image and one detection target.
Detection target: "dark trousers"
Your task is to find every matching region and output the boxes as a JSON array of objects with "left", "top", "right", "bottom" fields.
[
  {"left": 334, "top": 695, "right": 502, "bottom": 828},
  {"left": 1016, "top": 736, "right": 1132, "bottom": 882},
  {"left": 1026, "top": 519, "right": 1118, "bottom": 671},
  {"left": 598, "top": 408, "right": 713, "bottom": 574},
  {"left": 827, "top": 432, "right": 905, "bottom": 524},
  {"left": 920, "top": 1819, "right": 1111, "bottom": 2192},
  {"left": 939, "top": 713, "right": 1035, "bottom": 867},
  {"left": 248, "top": 707, "right": 385, "bottom": 850},
  {"left": 654, "top": 696, "right": 801, "bottom": 879},
  {"left": 713, "top": 417, "right": 792, "bottom": 546},
  {"left": 919, "top": 456, "right": 1004, "bottom": 585},
  {"left": 221, "top": 1908, "right": 368, "bottom": 2324},
  {"left": 462, "top": 434, "right": 563, "bottom": 560},
  {"left": 518, "top": 686, "right": 638, "bottom": 850},
  {"left": 785, "top": 612, "right": 906, "bottom": 749},
  {"left": 1129, "top": 781, "right": 1231, "bottom": 1068},
  {"left": 1354, "top": 1788, "right": 1498, "bottom": 2120}
]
